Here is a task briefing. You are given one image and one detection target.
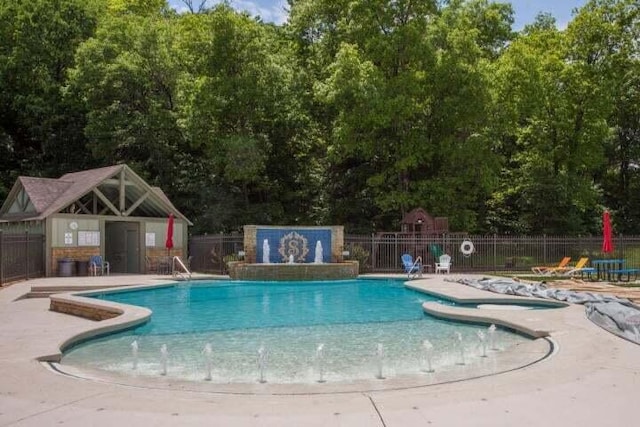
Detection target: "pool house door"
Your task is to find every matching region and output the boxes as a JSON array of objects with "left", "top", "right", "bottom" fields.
[{"left": 105, "top": 221, "right": 140, "bottom": 273}]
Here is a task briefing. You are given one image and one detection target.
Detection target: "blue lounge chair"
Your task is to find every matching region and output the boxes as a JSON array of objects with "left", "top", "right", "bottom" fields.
[{"left": 401, "top": 254, "right": 423, "bottom": 279}]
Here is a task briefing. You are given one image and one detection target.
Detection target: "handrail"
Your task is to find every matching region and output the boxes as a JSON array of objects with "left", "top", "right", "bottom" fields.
[
  {"left": 172, "top": 256, "right": 192, "bottom": 280},
  {"left": 407, "top": 256, "right": 423, "bottom": 280}
]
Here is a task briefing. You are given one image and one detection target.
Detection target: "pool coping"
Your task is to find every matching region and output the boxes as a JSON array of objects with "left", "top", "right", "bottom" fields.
[{"left": 404, "top": 279, "right": 569, "bottom": 339}]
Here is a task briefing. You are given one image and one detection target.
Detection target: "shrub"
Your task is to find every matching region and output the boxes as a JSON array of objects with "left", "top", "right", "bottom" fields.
[
  {"left": 222, "top": 254, "right": 239, "bottom": 273},
  {"left": 350, "top": 245, "right": 370, "bottom": 272}
]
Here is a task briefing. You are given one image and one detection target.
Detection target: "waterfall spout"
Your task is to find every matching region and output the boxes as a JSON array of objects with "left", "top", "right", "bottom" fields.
[
  {"left": 314, "top": 241, "right": 323, "bottom": 264},
  {"left": 262, "top": 239, "right": 270, "bottom": 264}
]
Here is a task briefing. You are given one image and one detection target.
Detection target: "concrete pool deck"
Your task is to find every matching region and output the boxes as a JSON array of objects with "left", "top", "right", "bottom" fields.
[{"left": 1, "top": 274, "right": 639, "bottom": 426}]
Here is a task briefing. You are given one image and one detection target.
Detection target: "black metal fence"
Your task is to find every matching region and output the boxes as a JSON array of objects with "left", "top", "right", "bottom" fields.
[
  {"left": 343, "top": 234, "right": 640, "bottom": 273},
  {"left": 1, "top": 231, "right": 635, "bottom": 283},
  {"left": 188, "top": 233, "right": 640, "bottom": 274},
  {"left": 0, "top": 232, "right": 45, "bottom": 285},
  {"left": 189, "top": 234, "right": 244, "bottom": 274}
]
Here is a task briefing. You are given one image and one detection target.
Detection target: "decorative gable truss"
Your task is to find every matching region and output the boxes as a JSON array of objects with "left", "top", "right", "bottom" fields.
[
  {"left": 60, "top": 167, "right": 172, "bottom": 218},
  {"left": 6, "top": 188, "right": 36, "bottom": 215}
]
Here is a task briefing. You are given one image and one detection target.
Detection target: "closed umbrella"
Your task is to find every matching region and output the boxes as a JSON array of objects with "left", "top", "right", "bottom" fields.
[
  {"left": 602, "top": 210, "right": 613, "bottom": 254},
  {"left": 165, "top": 213, "right": 174, "bottom": 256}
]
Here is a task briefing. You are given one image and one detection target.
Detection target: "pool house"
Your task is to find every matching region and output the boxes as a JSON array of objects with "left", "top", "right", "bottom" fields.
[{"left": 0, "top": 164, "right": 191, "bottom": 276}]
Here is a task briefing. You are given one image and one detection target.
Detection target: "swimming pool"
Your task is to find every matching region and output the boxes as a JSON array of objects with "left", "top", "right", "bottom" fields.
[{"left": 61, "top": 278, "right": 531, "bottom": 384}]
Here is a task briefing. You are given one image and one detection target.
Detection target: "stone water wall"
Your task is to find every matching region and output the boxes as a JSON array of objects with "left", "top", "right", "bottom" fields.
[{"left": 243, "top": 225, "right": 344, "bottom": 264}]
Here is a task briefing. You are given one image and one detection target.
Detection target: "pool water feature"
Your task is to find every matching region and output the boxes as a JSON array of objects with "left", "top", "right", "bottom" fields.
[{"left": 61, "top": 279, "right": 531, "bottom": 384}]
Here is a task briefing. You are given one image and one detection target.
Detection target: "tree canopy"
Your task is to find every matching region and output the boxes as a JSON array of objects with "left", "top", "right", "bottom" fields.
[{"left": 1, "top": 0, "right": 638, "bottom": 235}]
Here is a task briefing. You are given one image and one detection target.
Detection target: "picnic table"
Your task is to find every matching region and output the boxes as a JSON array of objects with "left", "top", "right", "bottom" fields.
[{"left": 592, "top": 259, "right": 625, "bottom": 281}]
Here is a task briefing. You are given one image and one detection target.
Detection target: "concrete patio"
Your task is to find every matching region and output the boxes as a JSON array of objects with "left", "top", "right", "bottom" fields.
[{"left": 1, "top": 274, "right": 639, "bottom": 426}]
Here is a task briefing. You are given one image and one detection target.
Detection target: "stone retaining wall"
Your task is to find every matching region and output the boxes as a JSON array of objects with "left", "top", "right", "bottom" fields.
[
  {"left": 227, "top": 260, "right": 359, "bottom": 281},
  {"left": 50, "top": 299, "right": 121, "bottom": 321}
]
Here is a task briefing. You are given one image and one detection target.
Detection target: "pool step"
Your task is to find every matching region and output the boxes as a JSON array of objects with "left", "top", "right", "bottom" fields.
[{"left": 26, "top": 284, "right": 132, "bottom": 299}]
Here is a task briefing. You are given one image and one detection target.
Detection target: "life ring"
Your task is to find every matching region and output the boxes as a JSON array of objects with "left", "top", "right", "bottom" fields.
[{"left": 460, "top": 240, "right": 474, "bottom": 256}]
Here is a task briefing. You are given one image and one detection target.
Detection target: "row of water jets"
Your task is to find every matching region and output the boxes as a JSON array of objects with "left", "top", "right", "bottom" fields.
[{"left": 130, "top": 324, "right": 500, "bottom": 383}]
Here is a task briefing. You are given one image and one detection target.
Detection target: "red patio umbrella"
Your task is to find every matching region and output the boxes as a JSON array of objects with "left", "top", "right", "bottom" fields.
[
  {"left": 602, "top": 210, "right": 614, "bottom": 254},
  {"left": 165, "top": 213, "right": 174, "bottom": 256}
]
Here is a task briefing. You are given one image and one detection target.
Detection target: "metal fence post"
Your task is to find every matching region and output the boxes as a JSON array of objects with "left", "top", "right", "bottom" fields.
[
  {"left": 0, "top": 231, "right": 3, "bottom": 284},
  {"left": 25, "top": 230, "right": 29, "bottom": 280},
  {"left": 41, "top": 233, "right": 46, "bottom": 278},
  {"left": 493, "top": 234, "right": 497, "bottom": 273}
]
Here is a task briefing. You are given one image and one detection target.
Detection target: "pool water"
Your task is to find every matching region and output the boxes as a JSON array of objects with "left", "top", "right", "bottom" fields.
[{"left": 61, "top": 279, "right": 530, "bottom": 383}]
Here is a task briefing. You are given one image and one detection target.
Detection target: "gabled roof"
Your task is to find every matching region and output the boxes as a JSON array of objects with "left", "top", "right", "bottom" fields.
[
  {"left": 39, "top": 165, "right": 123, "bottom": 219},
  {"left": 20, "top": 177, "right": 72, "bottom": 213},
  {"left": 0, "top": 164, "right": 191, "bottom": 224}
]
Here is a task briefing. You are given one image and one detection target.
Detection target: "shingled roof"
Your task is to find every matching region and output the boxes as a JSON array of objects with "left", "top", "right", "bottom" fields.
[
  {"left": 0, "top": 164, "right": 191, "bottom": 224},
  {"left": 19, "top": 177, "right": 72, "bottom": 214}
]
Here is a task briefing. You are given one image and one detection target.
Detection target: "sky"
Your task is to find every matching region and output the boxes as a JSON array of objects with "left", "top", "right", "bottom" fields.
[{"left": 167, "top": 1, "right": 588, "bottom": 30}]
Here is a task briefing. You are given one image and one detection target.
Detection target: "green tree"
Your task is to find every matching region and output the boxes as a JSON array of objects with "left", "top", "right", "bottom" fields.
[
  {"left": 0, "top": 0, "right": 100, "bottom": 197},
  {"left": 486, "top": 12, "right": 609, "bottom": 234},
  {"left": 295, "top": 0, "right": 512, "bottom": 232},
  {"left": 65, "top": 4, "right": 196, "bottom": 221},
  {"left": 569, "top": 0, "right": 640, "bottom": 232},
  {"left": 174, "top": 5, "right": 320, "bottom": 231}
]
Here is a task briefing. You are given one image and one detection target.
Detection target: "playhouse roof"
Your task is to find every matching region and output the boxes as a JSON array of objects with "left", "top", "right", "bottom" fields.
[{"left": 401, "top": 208, "right": 434, "bottom": 224}]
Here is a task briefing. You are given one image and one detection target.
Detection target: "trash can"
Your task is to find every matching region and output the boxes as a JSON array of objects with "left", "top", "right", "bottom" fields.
[
  {"left": 58, "top": 258, "right": 74, "bottom": 277},
  {"left": 76, "top": 260, "right": 89, "bottom": 276}
]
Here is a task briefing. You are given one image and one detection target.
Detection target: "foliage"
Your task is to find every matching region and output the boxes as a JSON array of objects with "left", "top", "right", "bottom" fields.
[
  {"left": 0, "top": 0, "right": 101, "bottom": 198},
  {"left": 0, "top": 0, "right": 639, "bottom": 237},
  {"left": 349, "top": 244, "right": 370, "bottom": 272},
  {"left": 222, "top": 253, "right": 240, "bottom": 265}
]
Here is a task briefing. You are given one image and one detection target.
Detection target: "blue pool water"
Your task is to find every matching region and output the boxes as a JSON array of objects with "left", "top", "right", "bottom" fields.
[
  {"left": 93, "top": 278, "right": 453, "bottom": 334},
  {"left": 62, "top": 279, "right": 530, "bottom": 383}
]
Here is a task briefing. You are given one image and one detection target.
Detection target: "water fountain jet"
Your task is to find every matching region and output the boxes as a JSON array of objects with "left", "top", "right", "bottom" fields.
[
  {"left": 421, "top": 339, "right": 435, "bottom": 373},
  {"left": 455, "top": 332, "right": 465, "bottom": 365},
  {"left": 257, "top": 345, "right": 268, "bottom": 383},
  {"left": 375, "top": 343, "right": 385, "bottom": 379},
  {"left": 203, "top": 343, "right": 213, "bottom": 381},
  {"left": 131, "top": 340, "right": 138, "bottom": 370},
  {"left": 160, "top": 344, "right": 168, "bottom": 376},
  {"left": 488, "top": 324, "right": 498, "bottom": 350},
  {"left": 316, "top": 343, "right": 326, "bottom": 383},
  {"left": 477, "top": 330, "right": 487, "bottom": 357}
]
